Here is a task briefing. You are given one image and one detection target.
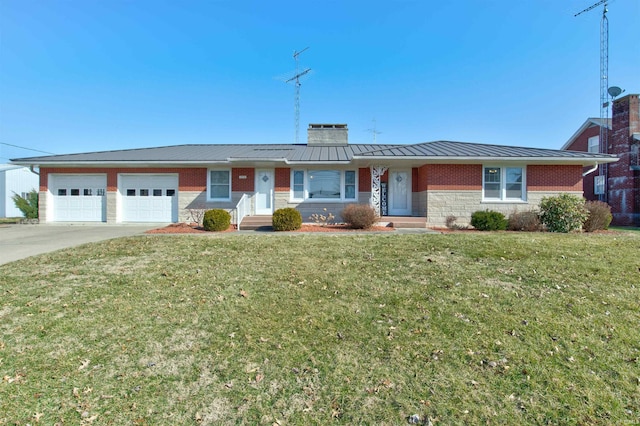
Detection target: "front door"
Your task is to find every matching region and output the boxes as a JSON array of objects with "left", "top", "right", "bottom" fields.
[
  {"left": 388, "top": 170, "right": 411, "bottom": 216},
  {"left": 255, "top": 170, "right": 274, "bottom": 215}
]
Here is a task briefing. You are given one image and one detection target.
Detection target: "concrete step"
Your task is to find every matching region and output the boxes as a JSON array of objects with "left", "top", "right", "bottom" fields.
[
  {"left": 386, "top": 217, "right": 427, "bottom": 229},
  {"left": 239, "top": 215, "right": 273, "bottom": 231}
]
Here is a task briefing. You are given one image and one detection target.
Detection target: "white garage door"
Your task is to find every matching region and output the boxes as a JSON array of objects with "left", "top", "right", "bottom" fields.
[
  {"left": 51, "top": 174, "right": 107, "bottom": 222},
  {"left": 120, "top": 174, "right": 178, "bottom": 222}
]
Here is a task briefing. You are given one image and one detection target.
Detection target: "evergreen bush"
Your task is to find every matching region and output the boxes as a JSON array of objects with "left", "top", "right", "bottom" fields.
[
  {"left": 539, "top": 193, "right": 588, "bottom": 233},
  {"left": 272, "top": 208, "right": 302, "bottom": 231},
  {"left": 12, "top": 190, "right": 39, "bottom": 219},
  {"left": 202, "top": 209, "right": 231, "bottom": 232},
  {"left": 470, "top": 210, "right": 508, "bottom": 231}
]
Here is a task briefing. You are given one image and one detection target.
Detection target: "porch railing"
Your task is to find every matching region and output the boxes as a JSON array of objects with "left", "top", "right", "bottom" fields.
[{"left": 233, "top": 193, "right": 251, "bottom": 230}]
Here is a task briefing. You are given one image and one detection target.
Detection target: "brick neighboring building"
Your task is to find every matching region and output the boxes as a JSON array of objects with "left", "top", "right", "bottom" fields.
[{"left": 562, "top": 94, "right": 640, "bottom": 225}]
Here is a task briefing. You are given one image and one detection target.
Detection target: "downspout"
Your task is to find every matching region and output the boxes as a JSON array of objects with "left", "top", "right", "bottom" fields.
[
  {"left": 29, "top": 165, "right": 39, "bottom": 175},
  {"left": 582, "top": 162, "right": 598, "bottom": 177}
]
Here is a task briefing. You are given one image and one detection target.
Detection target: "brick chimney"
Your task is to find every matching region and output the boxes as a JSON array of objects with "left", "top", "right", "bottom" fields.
[
  {"left": 307, "top": 124, "right": 348, "bottom": 146},
  {"left": 607, "top": 94, "right": 640, "bottom": 225}
]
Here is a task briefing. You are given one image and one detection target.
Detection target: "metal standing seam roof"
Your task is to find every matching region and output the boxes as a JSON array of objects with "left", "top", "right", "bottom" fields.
[
  {"left": 10, "top": 141, "right": 617, "bottom": 165},
  {"left": 11, "top": 144, "right": 401, "bottom": 164},
  {"left": 355, "top": 140, "right": 618, "bottom": 160}
]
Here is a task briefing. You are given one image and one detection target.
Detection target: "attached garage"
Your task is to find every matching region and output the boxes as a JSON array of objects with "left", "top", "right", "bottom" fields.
[
  {"left": 50, "top": 174, "right": 107, "bottom": 222},
  {"left": 119, "top": 174, "right": 178, "bottom": 223}
]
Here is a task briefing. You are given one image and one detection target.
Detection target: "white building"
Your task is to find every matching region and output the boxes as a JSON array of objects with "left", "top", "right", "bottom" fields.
[{"left": 0, "top": 165, "right": 39, "bottom": 218}]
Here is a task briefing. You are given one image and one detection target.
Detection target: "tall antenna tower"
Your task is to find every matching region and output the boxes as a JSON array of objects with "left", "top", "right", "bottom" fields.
[
  {"left": 575, "top": 0, "right": 609, "bottom": 201},
  {"left": 285, "top": 47, "right": 311, "bottom": 144}
]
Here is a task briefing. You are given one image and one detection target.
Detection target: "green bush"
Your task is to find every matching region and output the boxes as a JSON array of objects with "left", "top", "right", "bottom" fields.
[
  {"left": 539, "top": 193, "right": 588, "bottom": 233},
  {"left": 470, "top": 210, "right": 508, "bottom": 231},
  {"left": 272, "top": 208, "right": 302, "bottom": 231},
  {"left": 507, "top": 209, "right": 542, "bottom": 232},
  {"left": 202, "top": 209, "right": 231, "bottom": 232},
  {"left": 583, "top": 200, "right": 612, "bottom": 232},
  {"left": 12, "top": 190, "right": 39, "bottom": 219},
  {"left": 341, "top": 204, "right": 378, "bottom": 229}
]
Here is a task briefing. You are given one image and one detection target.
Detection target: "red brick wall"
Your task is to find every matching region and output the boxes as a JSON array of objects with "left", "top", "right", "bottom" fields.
[
  {"left": 564, "top": 125, "right": 601, "bottom": 201},
  {"left": 416, "top": 165, "right": 428, "bottom": 191},
  {"left": 39, "top": 167, "right": 208, "bottom": 192},
  {"left": 359, "top": 168, "right": 371, "bottom": 191},
  {"left": 426, "top": 164, "right": 482, "bottom": 190},
  {"left": 232, "top": 168, "right": 254, "bottom": 192},
  {"left": 564, "top": 125, "right": 600, "bottom": 152},
  {"left": 275, "top": 168, "right": 290, "bottom": 191},
  {"left": 608, "top": 94, "right": 640, "bottom": 225},
  {"left": 527, "top": 165, "right": 582, "bottom": 191}
]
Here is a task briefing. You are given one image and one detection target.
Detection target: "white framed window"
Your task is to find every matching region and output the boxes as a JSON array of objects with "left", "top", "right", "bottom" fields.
[
  {"left": 344, "top": 170, "right": 356, "bottom": 200},
  {"left": 290, "top": 169, "right": 357, "bottom": 201},
  {"left": 483, "top": 166, "right": 526, "bottom": 201},
  {"left": 588, "top": 136, "right": 599, "bottom": 153},
  {"left": 208, "top": 169, "right": 231, "bottom": 201},
  {"left": 292, "top": 170, "right": 305, "bottom": 200},
  {"left": 594, "top": 175, "right": 605, "bottom": 195}
]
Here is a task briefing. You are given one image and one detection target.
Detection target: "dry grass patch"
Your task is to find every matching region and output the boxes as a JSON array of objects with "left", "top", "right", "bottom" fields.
[{"left": 0, "top": 232, "right": 639, "bottom": 424}]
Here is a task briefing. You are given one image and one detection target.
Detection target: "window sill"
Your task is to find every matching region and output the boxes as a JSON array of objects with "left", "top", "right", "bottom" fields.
[
  {"left": 289, "top": 199, "right": 357, "bottom": 203},
  {"left": 481, "top": 199, "right": 528, "bottom": 204}
]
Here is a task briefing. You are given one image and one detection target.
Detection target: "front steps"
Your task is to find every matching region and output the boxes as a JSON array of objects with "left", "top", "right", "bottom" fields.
[
  {"left": 385, "top": 216, "right": 427, "bottom": 229},
  {"left": 238, "top": 215, "right": 427, "bottom": 230},
  {"left": 238, "top": 215, "right": 273, "bottom": 231}
]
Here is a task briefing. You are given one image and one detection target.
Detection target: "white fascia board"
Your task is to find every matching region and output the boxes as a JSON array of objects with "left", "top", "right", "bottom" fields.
[
  {"left": 11, "top": 160, "right": 232, "bottom": 167},
  {"left": 227, "top": 157, "right": 288, "bottom": 163},
  {"left": 352, "top": 155, "right": 619, "bottom": 165},
  {"left": 283, "top": 160, "right": 352, "bottom": 165}
]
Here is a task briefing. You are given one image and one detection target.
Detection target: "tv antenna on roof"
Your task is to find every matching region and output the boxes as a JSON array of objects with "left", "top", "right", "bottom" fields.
[
  {"left": 366, "top": 119, "right": 382, "bottom": 144},
  {"left": 285, "top": 47, "right": 312, "bottom": 144}
]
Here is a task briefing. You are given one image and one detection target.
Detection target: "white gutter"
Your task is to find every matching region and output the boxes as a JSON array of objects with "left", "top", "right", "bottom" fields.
[{"left": 582, "top": 162, "right": 598, "bottom": 177}]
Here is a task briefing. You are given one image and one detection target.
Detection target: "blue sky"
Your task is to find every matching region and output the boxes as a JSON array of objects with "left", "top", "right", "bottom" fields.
[{"left": 1, "top": 0, "right": 638, "bottom": 161}]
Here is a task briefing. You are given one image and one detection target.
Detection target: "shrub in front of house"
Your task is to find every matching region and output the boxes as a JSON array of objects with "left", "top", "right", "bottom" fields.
[
  {"left": 272, "top": 208, "right": 302, "bottom": 231},
  {"left": 341, "top": 204, "right": 378, "bottom": 229},
  {"left": 583, "top": 200, "right": 612, "bottom": 232},
  {"left": 539, "top": 193, "right": 588, "bottom": 233},
  {"left": 507, "top": 209, "right": 542, "bottom": 232},
  {"left": 470, "top": 210, "right": 508, "bottom": 231},
  {"left": 202, "top": 209, "right": 231, "bottom": 232},
  {"left": 12, "top": 190, "right": 39, "bottom": 219}
]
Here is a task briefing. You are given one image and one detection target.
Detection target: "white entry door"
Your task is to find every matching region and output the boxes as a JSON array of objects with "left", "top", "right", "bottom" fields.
[
  {"left": 388, "top": 170, "right": 411, "bottom": 216},
  {"left": 255, "top": 170, "right": 274, "bottom": 215}
]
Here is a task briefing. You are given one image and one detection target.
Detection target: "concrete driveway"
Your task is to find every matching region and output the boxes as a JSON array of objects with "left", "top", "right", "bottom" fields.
[{"left": 0, "top": 223, "right": 161, "bottom": 266}]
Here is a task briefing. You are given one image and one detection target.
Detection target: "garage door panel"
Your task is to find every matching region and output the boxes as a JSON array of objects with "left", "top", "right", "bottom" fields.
[
  {"left": 119, "top": 175, "right": 178, "bottom": 223},
  {"left": 51, "top": 175, "right": 106, "bottom": 222}
]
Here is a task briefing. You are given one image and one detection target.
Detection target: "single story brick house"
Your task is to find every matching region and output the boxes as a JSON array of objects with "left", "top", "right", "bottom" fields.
[{"left": 12, "top": 124, "right": 617, "bottom": 227}]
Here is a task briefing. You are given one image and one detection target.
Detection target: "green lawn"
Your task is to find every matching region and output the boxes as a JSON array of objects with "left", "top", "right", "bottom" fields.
[
  {"left": 1, "top": 232, "right": 639, "bottom": 425},
  {"left": 0, "top": 217, "right": 21, "bottom": 225}
]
